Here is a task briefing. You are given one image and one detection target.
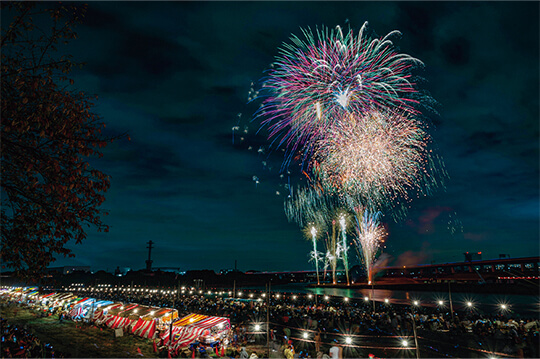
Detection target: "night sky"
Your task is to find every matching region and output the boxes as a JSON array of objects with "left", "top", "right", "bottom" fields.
[{"left": 18, "top": 2, "right": 539, "bottom": 272}]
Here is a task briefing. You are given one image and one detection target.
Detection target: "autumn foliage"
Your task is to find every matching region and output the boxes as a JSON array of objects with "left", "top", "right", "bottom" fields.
[{"left": 1, "top": 3, "right": 114, "bottom": 277}]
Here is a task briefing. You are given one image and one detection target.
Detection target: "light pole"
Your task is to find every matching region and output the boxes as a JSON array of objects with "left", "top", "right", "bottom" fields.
[
  {"left": 371, "top": 280, "right": 376, "bottom": 313},
  {"left": 169, "top": 281, "right": 177, "bottom": 352},
  {"left": 448, "top": 281, "right": 454, "bottom": 322},
  {"left": 266, "top": 282, "right": 270, "bottom": 358},
  {"left": 408, "top": 313, "right": 420, "bottom": 359}
]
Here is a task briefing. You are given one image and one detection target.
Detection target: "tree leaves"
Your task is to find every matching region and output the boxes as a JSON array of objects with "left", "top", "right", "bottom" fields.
[{"left": 1, "top": 2, "right": 117, "bottom": 279}]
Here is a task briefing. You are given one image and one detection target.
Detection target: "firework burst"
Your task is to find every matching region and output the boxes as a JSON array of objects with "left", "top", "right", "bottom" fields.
[
  {"left": 313, "top": 109, "right": 442, "bottom": 215},
  {"left": 256, "top": 22, "right": 428, "bottom": 167}
]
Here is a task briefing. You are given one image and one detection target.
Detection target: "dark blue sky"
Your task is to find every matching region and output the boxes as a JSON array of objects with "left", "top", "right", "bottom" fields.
[{"left": 25, "top": 1, "right": 539, "bottom": 272}]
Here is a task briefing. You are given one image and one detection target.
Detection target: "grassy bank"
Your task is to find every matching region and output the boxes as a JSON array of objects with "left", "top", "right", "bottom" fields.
[{"left": 1, "top": 303, "right": 156, "bottom": 358}]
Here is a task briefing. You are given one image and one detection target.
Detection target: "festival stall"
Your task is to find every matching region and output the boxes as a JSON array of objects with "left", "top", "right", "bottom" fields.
[
  {"left": 128, "top": 305, "right": 162, "bottom": 339},
  {"left": 93, "top": 302, "right": 124, "bottom": 325},
  {"left": 67, "top": 298, "right": 114, "bottom": 320},
  {"left": 100, "top": 303, "right": 140, "bottom": 331},
  {"left": 5, "top": 287, "right": 38, "bottom": 303},
  {"left": 160, "top": 313, "right": 231, "bottom": 350},
  {"left": 49, "top": 292, "right": 77, "bottom": 309},
  {"left": 132, "top": 306, "right": 178, "bottom": 339}
]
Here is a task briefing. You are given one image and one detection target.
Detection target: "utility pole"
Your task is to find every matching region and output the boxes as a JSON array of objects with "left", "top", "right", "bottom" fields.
[
  {"left": 448, "top": 281, "right": 454, "bottom": 321},
  {"left": 146, "top": 240, "right": 154, "bottom": 271},
  {"left": 372, "top": 281, "right": 376, "bottom": 313},
  {"left": 409, "top": 313, "right": 420, "bottom": 359},
  {"left": 169, "top": 276, "right": 179, "bottom": 352},
  {"left": 266, "top": 282, "right": 270, "bottom": 358}
]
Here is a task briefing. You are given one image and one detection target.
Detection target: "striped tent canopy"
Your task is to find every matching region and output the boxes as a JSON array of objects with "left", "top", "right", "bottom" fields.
[
  {"left": 161, "top": 314, "right": 230, "bottom": 349},
  {"left": 38, "top": 292, "right": 56, "bottom": 300},
  {"left": 132, "top": 317, "right": 157, "bottom": 339},
  {"left": 26, "top": 290, "right": 40, "bottom": 297},
  {"left": 93, "top": 303, "right": 123, "bottom": 325}
]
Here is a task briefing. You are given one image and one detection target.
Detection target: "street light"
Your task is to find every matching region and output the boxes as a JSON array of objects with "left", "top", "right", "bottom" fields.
[
  {"left": 345, "top": 337, "right": 352, "bottom": 345},
  {"left": 407, "top": 313, "right": 420, "bottom": 359},
  {"left": 303, "top": 332, "right": 309, "bottom": 339},
  {"left": 401, "top": 339, "right": 409, "bottom": 347}
]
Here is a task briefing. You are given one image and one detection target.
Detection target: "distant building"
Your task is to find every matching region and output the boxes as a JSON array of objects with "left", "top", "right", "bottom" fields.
[{"left": 46, "top": 266, "right": 91, "bottom": 274}]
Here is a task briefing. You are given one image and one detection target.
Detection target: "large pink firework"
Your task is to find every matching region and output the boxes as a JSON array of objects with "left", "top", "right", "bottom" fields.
[{"left": 256, "top": 22, "right": 427, "bottom": 164}]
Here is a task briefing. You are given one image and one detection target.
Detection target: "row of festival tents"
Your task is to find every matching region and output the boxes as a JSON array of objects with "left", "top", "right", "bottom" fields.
[
  {"left": 1, "top": 287, "right": 230, "bottom": 349},
  {"left": 0, "top": 287, "right": 176, "bottom": 338}
]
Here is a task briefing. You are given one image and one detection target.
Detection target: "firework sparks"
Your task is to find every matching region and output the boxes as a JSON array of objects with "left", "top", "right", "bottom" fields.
[
  {"left": 313, "top": 109, "right": 441, "bottom": 215},
  {"left": 249, "top": 22, "right": 446, "bottom": 285},
  {"left": 308, "top": 225, "right": 322, "bottom": 285},
  {"left": 256, "top": 22, "right": 427, "bottom": 167},
  {"left": 353, "top": 208, "right": 386, "bottom": 284},
  {"left": 338, "top": 213, "right": 350, "bottom": 285}
]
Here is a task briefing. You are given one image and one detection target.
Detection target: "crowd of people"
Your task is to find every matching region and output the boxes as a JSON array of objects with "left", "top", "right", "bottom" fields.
[
  {"left": 76, "top": 287, "right": 539, "bottom": 358},
  {"left": 2, "top": 286, "right": 539, "bottom": 358},
  {"left": 0, "top": 315, "right": 66, "bottom": 358}
]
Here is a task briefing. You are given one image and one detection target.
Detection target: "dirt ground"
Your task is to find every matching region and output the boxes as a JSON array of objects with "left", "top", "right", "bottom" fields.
[
  {"left": 1, "top": 303, "right": 159, "bottom": 358},
  {"left": 0, "top": 303, "right": 269, "bottom": 358}
]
